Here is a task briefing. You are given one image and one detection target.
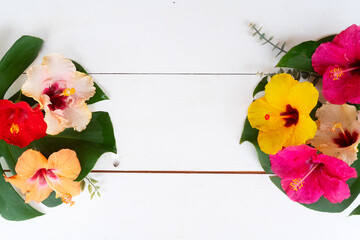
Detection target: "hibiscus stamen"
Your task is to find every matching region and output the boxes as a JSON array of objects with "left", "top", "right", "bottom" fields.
[
  {"left": 290, "top": 163, "right": 320, "bottom": 191},
  {"left": 62, "top": 88, "right": 76, "bottom": 97},
  {"left": 60, "top": 192, "right": 75, "bottom": 206},
  {"left": 331, "top": 122, "right": 350, "bottom": 143},
  {"left": 329, "top": 66, "right": 360, "bottom": 81},
  {"left": 10, "top": 123, "right": 20, "bottom": 134},
  {"left": 329, "top": 67, "right": 343, "bottom": 80}
]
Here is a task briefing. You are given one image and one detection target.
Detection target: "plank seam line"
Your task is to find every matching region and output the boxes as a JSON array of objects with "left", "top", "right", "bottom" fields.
[{"left": 3, "top": 169, "right": 268, "bottom": 174}]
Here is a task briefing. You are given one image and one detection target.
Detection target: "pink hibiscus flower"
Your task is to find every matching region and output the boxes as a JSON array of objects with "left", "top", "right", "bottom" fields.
[
  {"left": 270, "top": 145, "right": 357, "bottom": 204},
  {"left": 312, "top": 24, "right": 360, "bottom": 104}
]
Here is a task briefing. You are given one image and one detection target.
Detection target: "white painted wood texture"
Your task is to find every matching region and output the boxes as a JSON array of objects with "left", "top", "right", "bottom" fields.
[{"left": 1, "top": 0, "right": 360, "bottom": 239}]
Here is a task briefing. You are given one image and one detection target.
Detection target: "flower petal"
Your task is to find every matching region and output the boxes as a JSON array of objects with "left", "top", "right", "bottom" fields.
[
  {"left": 312, "top": 43, "right": 349, "bottom": 75},
  {"left": 4, "top": 173, "right": 53, "bottom": 203},
  {"left": 257, "top": 127, "right": 292, "bottom": 155},
  {"left": 314, "top": 154, "right": 357, "bottom": 180},
  {"left": 270, "top": 145, "right": 317, "bottom": 179},
  {"left": 72, "top": 72, "right": 96, "bottom": 101},
  {"left": 15, "top": 150, "right": 47, "bottom": 178},
  {"left": 63, "top": 102, "right": 92, "bottom": 132},
  {"left": 44, "top": 110, "right": 66, "bottom": 135},
  {"left": 264, "top": 73, "right": 297, "bottom": 109},
  {"left": 42, "top": 53, "right": 76, "bottom": 81},
  {"left": 322, "top": 67, "right": 351, "bottom": 104},
  {"left": 281, "top": 172, "right": 323, "bottom": 204},
  {"left": 318, "top": 173, "right": 351, "bottom": 203},
  {"left": 45, "top": 175, "right": 81, "bottom": 198},
  {"left": 47, "top": 149, "right": 81, "bottom": 180},
  {"left": 248, "top": 98, "right": 284, "bottom": 131},
  {"left": 285, "top": 116, "right": 317, "bottom": 147},
  {"left": 287, "top": 81, "right": 318, "bottom": 114},
  {"left": 22, "top": 65, "right": 47, "bottom": 101}
]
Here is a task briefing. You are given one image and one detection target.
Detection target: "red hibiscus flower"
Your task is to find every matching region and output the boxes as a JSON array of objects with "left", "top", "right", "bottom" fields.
[{"left": 0, "top": 100, "right": 47, "bottom": 148}]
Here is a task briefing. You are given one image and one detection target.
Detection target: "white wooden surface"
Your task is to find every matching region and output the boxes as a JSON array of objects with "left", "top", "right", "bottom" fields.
[{"left": 1, "top": 0, "right": 360, "bottom": 239}]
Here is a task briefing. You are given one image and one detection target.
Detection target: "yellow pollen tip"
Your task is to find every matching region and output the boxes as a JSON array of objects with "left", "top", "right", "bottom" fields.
[
  {"left": 61, "top": 192, "right": 75, "bottom": 206},
  {"left": 62, "top": 88, "right": 76, "bottom": 97},
  {"left": 331, "top": 122, "right": 342, "bottom": 132},
  {"left": 330, "top": 67, "right": 343, "bottom": 81},
  {"left": 10, "top": 123, "right": 20, "bottom": 134},
  {"left": 290, "top": 178, "right": 304, "bottom": 191}
]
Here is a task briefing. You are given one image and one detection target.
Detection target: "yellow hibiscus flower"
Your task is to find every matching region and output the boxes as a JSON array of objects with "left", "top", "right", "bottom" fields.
[{"left": 248, "top": 73, "right": 318, "bottom": 154}]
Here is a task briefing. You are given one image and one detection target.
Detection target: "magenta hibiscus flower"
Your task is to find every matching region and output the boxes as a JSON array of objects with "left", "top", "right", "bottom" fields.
[
  {"left": 270, "top": 145, "right": 357, "bottom": 204},
  {"left": 312, "top": 24, "right": 360, "bottom": 104}
]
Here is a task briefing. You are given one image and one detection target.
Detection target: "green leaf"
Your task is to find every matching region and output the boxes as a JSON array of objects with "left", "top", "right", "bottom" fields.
[
  {"left": 0, "top": 36, "right": 43, "bottom": 99},
  {"left": 0, "top": 165, "right": 43, "bottom": 221},
  {"left": 97, "top": 191, "right": 101, "bottom": 197},
  {"left": 88, "top": 183, "right": 93, "bottom": 193},
  {"left": 80, "top": 180, "right": 86, "bottom": 191},
  {"left": 276, "top": 35, "right": 336, "bottom": 73},
  {"left": 310, "top": 101, "right": 322, "bottom": 121},
  {"left": 270, "top": 151, "right": 360, "bottom": 213},
  {"left": 350, "top": 204, "right": 360, "bottom": 216},
  {"left": 240, "top": 117, "right": 272, "bottom": 173},
  {"left": 41, "top": 192, "right": 62, "bottom": 207},
  {"left": 90, "top": 192, "right": 95, "bottom": 200},
  {"left": 90, "top": 178, "right": 99, "bottom": 184},
  {"left": 71, "top": 60, "right": 109, "bottom": 105},
  {"left": 276, "top": 41, "right": 320, "bottom": 72},
  {"left": 252, "top": 76, "right": 268, "bottom": 97},
  {"left": 317, "top": 34, "right": 336, "bottom": 44}
]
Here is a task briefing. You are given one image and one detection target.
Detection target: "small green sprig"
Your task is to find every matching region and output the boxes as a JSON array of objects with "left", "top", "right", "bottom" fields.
[
  {"left": 80, "top": 177, "right": 101, "bottom": 199},
  {"left": 249, "top": 23, "right": 287, "bottom": 57},
  {"left": 257, "top": 68, "right": 321, "bottom": 86}
]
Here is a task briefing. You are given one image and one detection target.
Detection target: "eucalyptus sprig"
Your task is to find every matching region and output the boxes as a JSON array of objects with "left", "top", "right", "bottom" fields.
[
  {"left": 249, "top": 23, "right": 287, "bottom": 57},
  {"left": 80, "top": 177, "right": 101, "bottom": 199}
]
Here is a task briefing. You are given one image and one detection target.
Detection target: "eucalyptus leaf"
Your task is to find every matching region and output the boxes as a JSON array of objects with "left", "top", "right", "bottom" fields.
[
  {"left": 80, "top": 180, "right": 86, "bottom": 191},
  {"left": 88, "top": 184, "right": 93, "bottom": 193},
  {"left": 0, "top": 165, "right": 43, "bottom": 221},
  {"left": 0, "top": 36, "right": 43, "bottom": 99},
  {"left": 90, "top": 178, "right": 99, "bottom": 184},
  {"left": 90, "top": 192, "right": 95, "bottom": 200},
  {"left": 240, "top": 117, "right": 272, "bottom": 173}
]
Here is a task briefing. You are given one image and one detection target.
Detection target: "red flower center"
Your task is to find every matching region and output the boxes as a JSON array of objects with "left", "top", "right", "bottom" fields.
[
  {"left": 30, "top": 168, "right": 58, "bottom": 186},
  {"left": 280, "top": 104, "right": 299, "bottom": 127},
  {"left": 43, "top": 83, "right": 68, "bottom": 111},
  {"left": 333, "top": 130, "right": 359, "bottom": 148}
]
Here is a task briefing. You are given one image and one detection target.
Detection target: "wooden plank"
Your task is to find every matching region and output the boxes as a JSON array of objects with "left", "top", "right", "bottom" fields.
[
  {"left": 0, "top": 0, "right": 358, "bottom": 73},
  {"left": 3, "top": 74, "right": 264, "bottom": 171},
  {"left": 0, "top": 173, "right": 358, "bottom": 239}
]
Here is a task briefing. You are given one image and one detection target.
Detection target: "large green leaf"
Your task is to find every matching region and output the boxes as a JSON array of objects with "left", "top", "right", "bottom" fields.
[
  {"left": 270, "top": 152, "right": 360, "bottom": 213},
  {"left": 276, "top": 35, "right": 336, "bottom": 73},
  {"left": 1, "top": 111, "right": 117, "bottom": 208},
  {"left": 0, "top": 165, "right": 43, "bottom": 221},
  {"left": 276, "top": 41, "right": 319, "bottom": 73},
  {"left": 240, "top": 117, "right": 272, "bottom": 173},
  {"left": 0, "top": 36, "right": 43, "bottom": 99},
  {"left": 252, "top": 76, "right": 268, "bottom": 98}
]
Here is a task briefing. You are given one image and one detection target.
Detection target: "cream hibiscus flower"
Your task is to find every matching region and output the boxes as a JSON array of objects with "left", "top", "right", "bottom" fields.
[
  {"left": 22, "top": 53, "right": 95, "bottom": 135},
  {"left": 308, "top": 103, "right": 360, "bottom": 165}
]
